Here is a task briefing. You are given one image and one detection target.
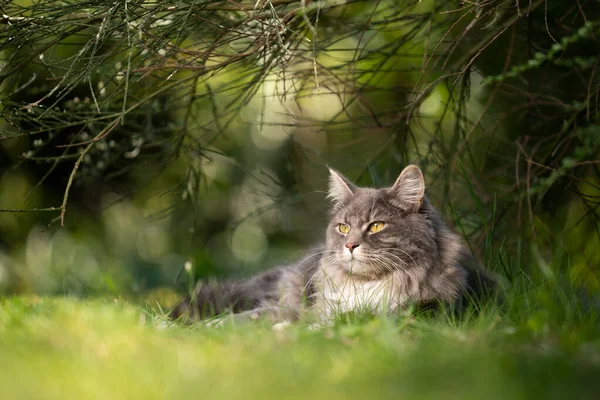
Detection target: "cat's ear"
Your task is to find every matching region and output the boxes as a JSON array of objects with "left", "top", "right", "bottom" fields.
[
  {"left": 388, "top": 165, "right": 425, "bottom": 212},
  {"left": 327, "top": 168, "right": 356, "bottom": 204}
]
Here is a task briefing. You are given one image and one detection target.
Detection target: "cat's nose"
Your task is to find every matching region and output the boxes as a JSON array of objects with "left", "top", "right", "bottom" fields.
[{"left": 345, "top": 243, "right": 359, "bottom": 253}]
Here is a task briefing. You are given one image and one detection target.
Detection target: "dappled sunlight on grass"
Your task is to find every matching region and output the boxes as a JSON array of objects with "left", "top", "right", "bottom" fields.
[
  {"left": 0, "top": 0, "right": 599, "bottom": 398},
  {"left": 1, "top": 297, "right": 599, "bottom": 400}
]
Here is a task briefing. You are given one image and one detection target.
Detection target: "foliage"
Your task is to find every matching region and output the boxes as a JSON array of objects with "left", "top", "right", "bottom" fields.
[
  {"left": 1, "top": 294, "right": 599, "bottom": 400},
  {"left": 0, "top": 0, "right": 598, "bottom": 301},
  {"left": 1, "top": 2, "right": 600, "bottom": 395}
]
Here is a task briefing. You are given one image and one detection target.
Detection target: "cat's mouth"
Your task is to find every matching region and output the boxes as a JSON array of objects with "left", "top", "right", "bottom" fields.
[
  {"left": 341, "top": 251, "right": 364, "bottom": 263},
  {"left": 338, "top": 250, "right": 399, "bottom": 277},
  {"left": 339, "top": 253, "right": 376, "bottom": 274}
]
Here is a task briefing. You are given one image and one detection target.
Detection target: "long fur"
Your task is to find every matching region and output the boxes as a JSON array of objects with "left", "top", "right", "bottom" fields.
[{"left": 170, "top": 166, "right": 501, "bottom": 323}]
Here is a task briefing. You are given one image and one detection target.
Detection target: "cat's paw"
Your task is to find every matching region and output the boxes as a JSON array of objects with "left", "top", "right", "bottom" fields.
[
  {"left": 272, "top": 320, "right": 291, "bottom": 331},
  {"left": 306, "top": 320, "right": 334, "bottom": 331},
  {"left": 204, "top": 316, "right": 226, "bottom": 328},
  {"left": 207, "top": 311, "right": 260, "bottom": 328},
  {"left": 155, "top": 319, "right": 177, "bottom": 330}
]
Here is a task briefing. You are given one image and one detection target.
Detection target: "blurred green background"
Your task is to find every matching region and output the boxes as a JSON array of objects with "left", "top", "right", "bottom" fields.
[
  {"left": 0, "top": 0, "right": 599, "bottom": 305},
  {"left": 1, "top": 1, "right": 600, "bottom": 399}
]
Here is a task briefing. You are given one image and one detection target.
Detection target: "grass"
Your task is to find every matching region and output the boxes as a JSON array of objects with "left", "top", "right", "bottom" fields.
[{"left": 1, "top": 286, "right": 599, "bottom": 400}]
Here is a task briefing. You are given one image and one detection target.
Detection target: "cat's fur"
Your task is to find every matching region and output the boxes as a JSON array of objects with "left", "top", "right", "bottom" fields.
[{"left": 170, "top": 165, "right": 499, "bottom": 324}]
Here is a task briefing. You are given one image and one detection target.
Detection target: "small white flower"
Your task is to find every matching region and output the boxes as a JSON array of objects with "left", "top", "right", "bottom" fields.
[
  {"left": 124, "top": 147, "right": 140, "bottom": 159},
  {"left": 151, "top": 18, "right": 173, "bottom": 27},
  {"left": 184, "top": 261, "right": 192, "bottom": 273}
]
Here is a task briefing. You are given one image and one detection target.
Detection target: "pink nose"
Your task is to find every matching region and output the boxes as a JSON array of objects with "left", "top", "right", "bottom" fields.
[{"left": 345, "top": 243, "right": 359, "bottom": 253}]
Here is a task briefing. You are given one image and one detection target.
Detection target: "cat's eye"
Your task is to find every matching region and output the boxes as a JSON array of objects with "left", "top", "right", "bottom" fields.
[
  {"left": 338, "top": 224, "right": 350, "bottom": 234},
  {"left": 368, "top": 222, "right": 385, "bottom": 233}
]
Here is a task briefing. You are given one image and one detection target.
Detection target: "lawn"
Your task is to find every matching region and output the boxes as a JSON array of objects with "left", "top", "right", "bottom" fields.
[{"left": 1, "top": 290, "right": 599, "bottom": 400}]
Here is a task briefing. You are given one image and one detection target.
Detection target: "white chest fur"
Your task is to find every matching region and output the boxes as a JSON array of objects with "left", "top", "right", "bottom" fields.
[{"left": 312, "top": 267, "right": 410, "bottom": 321}]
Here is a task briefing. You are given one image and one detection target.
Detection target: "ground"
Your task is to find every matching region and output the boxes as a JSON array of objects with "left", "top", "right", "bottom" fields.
[{"left": 0, "top": 295, "right": 599, "bottom": 400}]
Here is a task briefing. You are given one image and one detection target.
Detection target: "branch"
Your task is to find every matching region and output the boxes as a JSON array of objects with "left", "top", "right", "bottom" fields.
[{"left": 0, "top": 207, "right": 62, "bottom": 213}]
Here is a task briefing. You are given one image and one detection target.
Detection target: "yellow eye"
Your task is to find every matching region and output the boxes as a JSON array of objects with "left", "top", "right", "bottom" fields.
[
  {"left": 338, "top": 224, "right": 350, "bottom": 234},
  {"left": 368, "top": 222, "right": 385, "bottom": 233}
]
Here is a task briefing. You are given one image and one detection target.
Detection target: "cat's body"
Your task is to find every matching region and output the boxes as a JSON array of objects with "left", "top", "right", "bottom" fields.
[{"left": 170, "top": 165, "right": 499, "bottom": 324}]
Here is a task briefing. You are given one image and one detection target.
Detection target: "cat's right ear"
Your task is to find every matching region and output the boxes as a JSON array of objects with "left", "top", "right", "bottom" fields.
[{"left": 327, "top": 168, "right": 356, "bottom": 204}]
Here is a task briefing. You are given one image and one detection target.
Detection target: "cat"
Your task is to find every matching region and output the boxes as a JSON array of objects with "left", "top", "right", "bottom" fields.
[{"left": 169, "top": 165, "right": 500, "bottom": 324}]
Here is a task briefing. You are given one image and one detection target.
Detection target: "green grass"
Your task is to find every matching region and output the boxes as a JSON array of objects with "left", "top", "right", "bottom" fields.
[{"left": 1, "top": 288, "right": 599, "bottom": 400}]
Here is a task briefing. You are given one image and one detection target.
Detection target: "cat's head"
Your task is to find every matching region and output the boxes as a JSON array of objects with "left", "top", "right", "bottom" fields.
[{"left": 324, "top": 165, "right": 438, "bottom": 277}]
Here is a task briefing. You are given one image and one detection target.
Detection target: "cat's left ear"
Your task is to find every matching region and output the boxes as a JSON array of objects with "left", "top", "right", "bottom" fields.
[{"left": 388, "top": 165, "right": 425, "bottom": 212}]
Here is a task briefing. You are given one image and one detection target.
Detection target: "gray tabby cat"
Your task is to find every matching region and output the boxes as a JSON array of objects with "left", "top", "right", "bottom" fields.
[{"left": 170, "top": 165, "right": 499, "bottom": 324}]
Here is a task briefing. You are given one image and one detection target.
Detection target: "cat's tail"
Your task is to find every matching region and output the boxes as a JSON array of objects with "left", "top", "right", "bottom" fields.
[
  {"left": 169, "top": 267, "right": 285, "bottom": 321},
  {"left": 169, "top": 281, "right": 254, "bottom": 321}
]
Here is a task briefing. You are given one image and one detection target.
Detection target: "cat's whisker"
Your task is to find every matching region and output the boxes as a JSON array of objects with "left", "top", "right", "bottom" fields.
[
  {"left": 363, "top": 250, "right": 407, "bottom": 272},
  {"left": 375, "top": 247, "right": 417, "bottom": 265},
  {"left": 369, "top": 253, "right": 419, "bottom": 296},
  {"left": 375, "top": 251, "right": 408, "bottom": 267},
  {"left": 328, "top": 197, "right": 348, "bottom": 214},
  {"left": 375, "top": 253, "right": 417, "bottom": 284},
  {"left": 301, "top": 254, "right": 338, "bottom": 295},
  {"left": 292, "top": 249, "right": 336, "bottom": 273},
  {"left": 170, "top": 165, "right": 499, "bottom": 325}
]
